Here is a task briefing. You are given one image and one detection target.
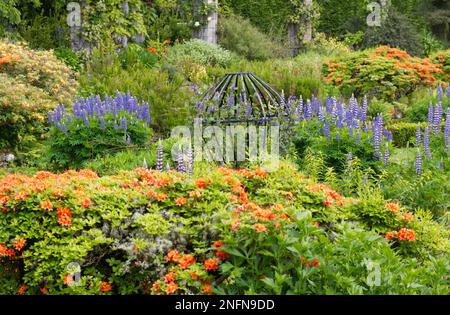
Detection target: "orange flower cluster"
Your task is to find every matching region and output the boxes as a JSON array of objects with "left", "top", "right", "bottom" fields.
[
  {"left": 384, "top": 228, "right": 416, "bottom": 242},
  {"left": 40, "top": 200, "right": 53, "bottom": 211},
  {"left": 385, "top": 202, "right": 400, "bottom": 213},
  {"left": 0, "top": 53, "right": 19, "bottom": 65},
  {"left": 100, "top": 281, "right": 113, "bottom": 292},
  {"left": 204, "top": 258, "right": 219, "bottom": 271},
  {"left": 402, "top": 213, "right": 414, "bottom": 222},
  {"left": 135, "top": 168, "right": 173, "bottom": 187},
  {"left": 178, "top": 254, "right": 196, "bottom": 269},
  {"left": 165, "top": 250, "right": 180, "bottom": 262},
  {"left": 301, "top": 257, "right": 320, "bottom": 267},
  {"left": 397, "top": 228, "right": 416, "bottom": 241},
  {"left": 195, "top": 177, "right": 212, "bottom": 189},
  {"left": 213, "top": 241, "right": 230, "bottom": 260},
  {"left": 176, "top": 197, "right": 187, "bottom": 206},
  {"left": 17, "top": 284, "right": 29, "bottom": 295},
  {"left": 13, "top": 238, "right": 26, "bottom": 251},
  {"left": 309, "top": 184, "right": 345, "bottom": 207},
  {"left": 0, "top": 242, "right": 15, "bottom": 257},
  {"left": 57, "top": 207, "right": 72, "bottom": 226}
]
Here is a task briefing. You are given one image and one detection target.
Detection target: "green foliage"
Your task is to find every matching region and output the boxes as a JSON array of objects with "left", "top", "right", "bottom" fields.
[
  {"left": 82, "top": 0, "right": 147, "bottom": 47},
  {"left": 362, "top": 8, "right": 424, "bottom": 57},
  {"left": 18, "top": 15, "right": 69, "bottom": 50},
  {"left": 0, "top": 40, "right": 78, "bottom": 154},
  {"left": 54, "top": 47, "right": 84, "bottom": 72},
  {"left": 293, "top": 120, "right": 381, "bottom": 174},
  {"left": 46, "top": 111, "right": 152, "bottom": 171},
  {"left": 218, "top": 14, "right": 284, "bottom": 61},
  {"left": 167, "top": 39, "right": 234, "bottom": 68},
  {"left": 85, "top": 137, "right": 182, "bottom": 176},
  {"left": 387, "top": 122, "right": 420, "bottom": 147},
  {"left": 78, "top": 46, "right": 194, "bottom": 135}
]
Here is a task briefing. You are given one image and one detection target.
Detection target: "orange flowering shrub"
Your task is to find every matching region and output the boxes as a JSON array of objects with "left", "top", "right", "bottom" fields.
[
  {"left": 0, "top": 162, "right": 447, "bottom": 295},
  {"left": 323, "top": 46, "right": 449, "bottom": 100}
]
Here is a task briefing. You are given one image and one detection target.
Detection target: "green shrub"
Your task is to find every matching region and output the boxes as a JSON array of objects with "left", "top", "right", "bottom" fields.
[
  {"left": 387, "top": 122, "right": 416, "bottom": 147},
  {"left": 79, "top": 46, "right": 194, "bottom": 135},
  {"left": 46, "top": 93, "right": 152, "bottom": 170},
  {"left": 54, "top": 47, "right": 84, "bottom": 72},
  {"left": 0, "top": 40, "right": 78, "bottom": 153},
  {"left": 85, "top": 137, "right": 183, "bottom": 176},
  {"left": 167, "top": 39, "right": 234, "bottom": 68},
  {"left": 1, "top": 162, "right": 448, "bottom": 295},
  {"left": 218, "top": 14, "right": 284, "bottom": 61},
  {"left": 323, "top": 46, "right": 449, "bottom": 101},
  {"left": 362, "top": 8, "right": 424, "bottom": 57}
]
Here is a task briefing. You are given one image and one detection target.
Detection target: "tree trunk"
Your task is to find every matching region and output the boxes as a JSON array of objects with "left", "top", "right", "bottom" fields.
[
  {"left": 288, "top": 23, "right": 300, "bottom": 57},
  {"left": 303, "top": 0, "right": 313, "bottom": 43},
  {"left": 192, "top": 0, "right": 218, "bottom": 44}
]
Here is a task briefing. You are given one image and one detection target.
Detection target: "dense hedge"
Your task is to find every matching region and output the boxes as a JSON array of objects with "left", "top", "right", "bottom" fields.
[{"left": 0, "top": 163, "right": 448, "bottom": 294}]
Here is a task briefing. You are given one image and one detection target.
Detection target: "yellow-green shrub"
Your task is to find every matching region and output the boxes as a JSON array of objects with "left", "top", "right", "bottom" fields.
[{"left": 0, "top": 40, "right": 78, "bottom": 152}]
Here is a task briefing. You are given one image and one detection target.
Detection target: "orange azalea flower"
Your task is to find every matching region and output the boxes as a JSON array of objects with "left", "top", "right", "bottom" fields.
[
  {"left": 100, "top": 281, "right": 112, "bottom": 292},
  {"left": 165, "top": 282, "right": 178, "bottom": 294},
  {"left": 385, "top": 202, "right": 400, "bottom": 213},
  {"left": 156, "top": 193, "right": 167, "bottom": 202},
  {"left": 13, "top": 190, "right": 28, "bottom": 202},
  {"left": 147, "top": 47, "right": 157, "bottom": 54},
  {"left": 57, "top": 207, "right": 72, "bottom": 226},
  {"left": 152, "top": 281, "right": 160, "bottom": 293},
  {"left": 40, "top": 200, "right": 53, "bottom": 211},
  {"left": 164, "top": 272, "right": 176, "bottom": 283},
  {"left": 81, "top": 197, "right": 92, "bottom": 208},
  {"left": 215, "top": 250, "right": 230, "bottom": 260},
  {"left": 190, "top": 273, "right": 199, "bottom": 280},
  {"left": 239, "top": 191, "right": 247, "bottom": 203},
  {"left": 202, "top": 284, "right": 213, "bottom": 295},
  {"left": 254, "top": 167, "right": 267, "bottom": 177},
  {"left": 254, "top": 223, "right": 267, "bottom": 233},
  {"left": 178, "top": 254, "right": 195, "bottom": 269},
  {"left": 63, "top": 274, "right": 74, "bottom": 286},
  {"left": 0, "top": 195, "right": 11, "bottom": 204},
  {"left": 195, "top": 178, "right": 211, "bottom": 189},
  {"left": 13, "top": 238, "right": 25, "bottom": 251},
  {"left": 40, "top": 287, "right": 49, "bottom": 295},
  {"left": 0, "top": 243, "right": 15, "bottom": 257},
  {"left": 17, "top": 284, "right": 28, "bottom": 295},
  {"left": 176, "top": 197, "right": 187, "bottom": 206},
  {"left": 213, "top": 241, "right": 222, "bottom": 248},
  {"left": 397, "top": 228, "right": 416, "bottom": 241},
  {"left": 231, "top": 218, "right": 240, "bottom": 231},
  {"left": 204, "top": 258, "right": 219, "bottom": 271},
  {"left": 164, "top": 40, "right": 171, "bottom": 45},
  {"left": 52, "top": 189, "right": 65, "bottom": 197},
  {"left": 165, "top": 250, "right": 180, "bottom": 262},
  {"left": 146, "top": 190, "right": 157, "bottom": 197},
  {"left": 402, "top": 213, "right": 414, "bottom": 222},
  {"left": 312, "top": 258, "right": 319, "bottom": 267},
  {"left": 384, "top": 231, "right": 395, "bottom": 240}
]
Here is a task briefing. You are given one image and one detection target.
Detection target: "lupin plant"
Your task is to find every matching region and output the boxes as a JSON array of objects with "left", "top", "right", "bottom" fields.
[
  {"left": 177, "top": 150, "right": 186, "bottom": 174},
  {"left": 156, "top": 141, "right": 164, "bottom": 171},
  {"left": 47, "top": 92, "right": 152, "bottom": 170}
]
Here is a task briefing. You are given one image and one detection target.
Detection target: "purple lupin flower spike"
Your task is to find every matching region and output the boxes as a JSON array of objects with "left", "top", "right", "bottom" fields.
[
  {"left": 383, "top": 145, "right": 389, "bottom": 166},
  {"left": 156, "top": 141, "right": 164, "bottom": 172},
  {"left": 187, "top": 146, "right": 193, "bottom": 177},
  {"left": 100, "top": 116, "right": 105, "bottom": 131},
  {"left": 446, "top": 85, "right": 450, "bottom": 99},
  {"left": 176, "top": 149, "right": 186, "bottom": 174},
  {"left": 356, "top": 131, "right": 361, "bottom": 146},
  {"left": 437, "top": 84, "right": 443, "bottom": 102},
  {"left": 444, "top": 108, "right": 450, "bottom": 149},
  {"left": 416, "top": 124, "right": 421, "bottom": 147},
  {"left": 423, "top": 126, "right": 432, "bottom": 160},
  {"left": 427, "top": 103, "right": 434, "bottom": 125},
  {"left": 322, "top": 119, "right": 331, "bottom": 140},
  {"left": 415, "top": 149, "right": 422, "bottom": 176},
  {"left": 348, "top": 151, "right": 353, "bottom": 162}
]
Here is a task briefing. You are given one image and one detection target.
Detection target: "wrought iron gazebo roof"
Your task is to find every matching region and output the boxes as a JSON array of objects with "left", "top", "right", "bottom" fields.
[{"left": 195, "top": 72, "right": 290, "bottom": 125}]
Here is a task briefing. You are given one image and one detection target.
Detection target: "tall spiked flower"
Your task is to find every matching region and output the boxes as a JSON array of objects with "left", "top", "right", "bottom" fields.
[
  {"left": 187, "top": 146, "right": 193, "bottom": 177},
  {"left": 415, "top": 149, "right": 422, "bottom": 176},
  {"left": 156, "top": 142, "right": 164, "bottom": 171},
  {"left": 427, "top": 104, "right": 434, "bottom": 126},
  {"left": 177, "top": 150, "right": 186, "bottom": 174},
  {"left": 433, "top": 102, "right": 443, "bottom": 136},
  {"left": 444, "top": 108, "right": 450, "bottom": 149},
  {"left": 322, "top": 119, "right": 331, "bottom": 140},
  {"left": 423, "top": 126, "right": 432, "bottom": 160},
  {"left": 437, "top": 84, "right": 443, "bottom": 102},
  {"left": 383, "top": 145, "right": 389, "bottom": 166},
  {"left": 415, "top": 124, "right": 421, "bottom": 147}
]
